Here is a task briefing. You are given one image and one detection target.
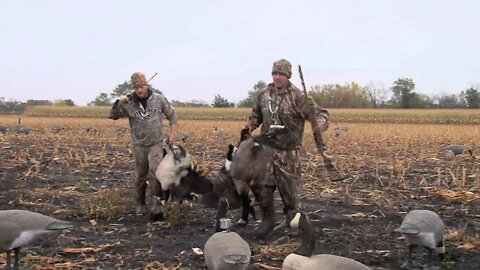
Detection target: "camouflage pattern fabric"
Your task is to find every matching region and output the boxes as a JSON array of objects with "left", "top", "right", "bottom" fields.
[
  {"left": 131, "top": 72, "right": 148, "bottom": 88},
  {"left": 247, "top": 82, "right": 329, "bottom": 150},
  {"left": 271, "top": 59, "right": 292, "bottom": 78},
  {"left": 133, "top": 142, "right": 163, "bottom": 206},
  {"left": 108, "top": 86, "right": 176, "bottom": 215},
  {"left": 107, "top": 87, "right": 177, "bottom": 146},
  {"left": 246, "top": 81, "right": 329, "bottom": 212},
  {"left": 250, "top": 147, "right": 301, "bottom": 214}
]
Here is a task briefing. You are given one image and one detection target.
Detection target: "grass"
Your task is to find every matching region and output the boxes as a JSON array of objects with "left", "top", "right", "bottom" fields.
[{"left": 21, "top": 106, "right": 480, "bottom": 124}]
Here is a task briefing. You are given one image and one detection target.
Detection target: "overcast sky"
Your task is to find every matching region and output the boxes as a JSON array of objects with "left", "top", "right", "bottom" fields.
[{"left": 1, "top": 0, "right": 479, "bottom": 105}]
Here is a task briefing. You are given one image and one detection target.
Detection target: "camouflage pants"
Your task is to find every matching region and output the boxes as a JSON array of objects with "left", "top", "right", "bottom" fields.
[
  {"left": 133, "top": 142, "right": 163, "bottom": 206},
  {"left": 251, "top": 147, "right": 301, "bottom": 214}
]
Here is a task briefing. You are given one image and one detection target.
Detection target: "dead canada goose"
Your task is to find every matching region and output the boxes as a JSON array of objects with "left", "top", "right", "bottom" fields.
[
  {"left": 276, "top": 212, "right": 370, "bottom": 270},
  {"left": 182, "top": 144, "right": 256, "bottom": 225},
  {"left": 203, "top": 197, "right": 251, "bottom": 270},
  {"left": 155, "top": 144, "right": 191, "bottom": 202},
  {"left": 394, "top": 209, "right": 445, "bottom": 270},
  {"left": 0, "top": 210, "right": 73, "bottom": 270}
]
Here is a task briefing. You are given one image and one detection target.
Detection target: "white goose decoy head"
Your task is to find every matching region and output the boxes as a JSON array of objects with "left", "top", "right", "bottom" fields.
[
  {"left": 0, "top": 210, "right": 73, "bottom": 270},
  {"left": 394, "top": 209, "right": 445, "bottom": 270},
  {"left": 203, "top": 197, "right": 251, "bottom": 270},
  {"left": 274, "top": 211, "right": 315, "bottom": 256}
]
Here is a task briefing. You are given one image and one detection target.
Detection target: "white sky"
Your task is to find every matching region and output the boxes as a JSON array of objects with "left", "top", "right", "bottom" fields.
[{"left": 1, "top": 0, "right": 479, "bottom": 105}]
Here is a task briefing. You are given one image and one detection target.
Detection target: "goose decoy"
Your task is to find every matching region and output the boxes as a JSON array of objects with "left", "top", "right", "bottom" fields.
[
  {"left": 394, "top": 209, "right": 445, "bottom": 270},
  {"left": 213, "top": 126, "right": 226, "bottom": 138},
  {"left": 180, "top": 132, "right": 189, "bottom": 143},
  {"left": 0, "top": 125, "right": 8, "bottom": 134},
  {"left": 0, "top": 210, "right": 73, "bottom": 270},
  {"left": 51, "top": 125, "right": 65, "bottom": 133},
  {"left": 439, "top": 144, "right": 475, "bottom": 160},
  {"left": 203, "top": 197, "right": 251, "bottom": 270},
  {"left": 275, "top": 212, "right": 370, "bottom": 270}
]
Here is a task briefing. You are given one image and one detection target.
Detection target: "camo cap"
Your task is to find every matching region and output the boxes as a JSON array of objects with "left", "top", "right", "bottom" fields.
[
  {"left": 131, "top": 72, "right": 148, "bottom": 88},
  {"left": 272, "top": 59, "right": 292, "bottom": 79}
]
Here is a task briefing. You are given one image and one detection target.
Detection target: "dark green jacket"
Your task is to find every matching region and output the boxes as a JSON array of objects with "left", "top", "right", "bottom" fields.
[{"left": 247, "top": 82, "right": 329, "bottom": 150}]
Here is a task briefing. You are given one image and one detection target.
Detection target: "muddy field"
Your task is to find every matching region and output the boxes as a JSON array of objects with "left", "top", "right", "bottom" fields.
[{"left": 0, "top": 116, "right": 479, "bottom": 269}]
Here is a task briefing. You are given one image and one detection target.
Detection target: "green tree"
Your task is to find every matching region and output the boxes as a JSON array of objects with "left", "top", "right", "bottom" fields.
[
  {"left": 0, "top": 97, "right": 26, "bottom": 113},
  {"left": 26, "top": 99, "right": 52, "bottom": 106},
  {"left": 461, "top": 87, "right": 480, "bottom": 108},
  {"left": 237, "top": 80, "right": 267, "bottom": 107},
  {"left": 408, "top": 93, "right": 434, "bottom": 108},
  {"left": 212, "top": 94, "right": 235, "bottom": 108},
  {"left": 88, "top": 93, "right": 112, "bottom": 106},
  {"left": 309, "top": 82, "right": 372, "bottom": 108},
  {"left": 111, "top": 81, "right": 133, "bottom": 98},
  {"left": 53, "top": 99, "right": 75, "bottom": 106},
  {"left": 434, "top": 93, "right": 460, "bottom": 108},
  {"left": 64, "top": 99, "right": 75, "bottom": 106},
  {"left": 110, "top": 80, "right": 162, "bottom": 98},
  {"left": 391, "top": 78, "right": 416, "bottom": 108}
]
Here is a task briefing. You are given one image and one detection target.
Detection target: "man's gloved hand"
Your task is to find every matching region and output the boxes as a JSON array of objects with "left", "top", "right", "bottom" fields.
[{"left": 118, "top": 95, "right": 129, "bottom": 106}]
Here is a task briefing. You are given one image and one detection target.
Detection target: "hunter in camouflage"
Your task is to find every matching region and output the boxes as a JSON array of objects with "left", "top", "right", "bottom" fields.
[
  {"left": 245, "top": 59, "right": 329, "bottom": 237},
  {"left": 108, "top": 72, "right": 177, "bottom": 221}
]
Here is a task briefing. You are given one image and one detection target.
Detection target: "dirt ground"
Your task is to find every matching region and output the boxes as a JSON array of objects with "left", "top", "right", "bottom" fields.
[{"left": 0, "top": 117, "right": 479, "bottom": 269}]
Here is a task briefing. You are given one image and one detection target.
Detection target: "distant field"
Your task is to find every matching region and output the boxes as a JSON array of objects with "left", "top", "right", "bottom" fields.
[
  {"left": 1, "top": 116, "right": 479, "bottom": 269},
  {"left": 22, "top": 106, "right": 480, "bottom": 124}
]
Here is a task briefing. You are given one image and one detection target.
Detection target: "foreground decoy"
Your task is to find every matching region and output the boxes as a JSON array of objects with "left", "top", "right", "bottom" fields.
[
  {"left": 203, "top": 197, "right": 251, "bottom": 270},
  {"left": 275, "top": 212, "right": 370, "bottom": 270},
  {"left": 394, "top": 209, "right": 445, "bottom": 270},
  {"left": 0, "top": 210, "right": 73, "bottom": 270},
  {"left": 439, "top": 144, "right": 475, "bottom": 160}
]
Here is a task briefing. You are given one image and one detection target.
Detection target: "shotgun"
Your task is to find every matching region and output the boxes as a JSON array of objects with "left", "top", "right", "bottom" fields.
[{"left": 298, "top": 65, "right": 344, "bottom": 181}]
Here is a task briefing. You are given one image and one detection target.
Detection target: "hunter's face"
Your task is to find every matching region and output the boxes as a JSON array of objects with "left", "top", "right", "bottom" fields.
[
  {"left": 134, "top": 85, "right": 148, "bottom": 98},
  {"left": 272, "top": 72, "right": 289, "bottom": 89}
]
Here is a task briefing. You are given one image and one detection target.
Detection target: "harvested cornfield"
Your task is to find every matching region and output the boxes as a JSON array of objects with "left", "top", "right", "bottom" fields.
[{"left": 0, "top": 114, "right": 479, "bottom": 269}]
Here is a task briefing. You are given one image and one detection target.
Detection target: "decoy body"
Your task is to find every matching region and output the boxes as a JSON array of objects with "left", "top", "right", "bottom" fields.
[
  {"left": 283, "top": 253, "right": 371, "bottom": 270},
  {"left": 0, "top": 210, "right": 73, "bottom": 270},
  {"left": 203, "top": 197, "right": 251, "bottom": 270},
  {"left": 276, "top": 212, "right": 370, "bottom": 270},
  {"left": 439, "top": 144, "right": 475, "bottom": 160},
  {"left": 394, "top": 209, "right": 445, "bottom": 270}
]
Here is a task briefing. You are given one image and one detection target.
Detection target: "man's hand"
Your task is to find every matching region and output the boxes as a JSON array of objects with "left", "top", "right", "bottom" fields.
[
  {"left": 168, "top": 135, "right": 175, "bottom": 145},
  {"left": 118, "top": 95, "right": 129, "bottom": 106},
  {"left": 245, "top": 124, "right": 255, "bottom": 133},
  {"left": 168, "top": 123, "right": 177, "bottom": 145}
]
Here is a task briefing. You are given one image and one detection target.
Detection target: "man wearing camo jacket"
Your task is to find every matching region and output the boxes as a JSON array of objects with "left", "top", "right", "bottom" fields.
[
  {"left": 108, "top": 72, "right": 177, "bottom": 221},
  {"left": 245, "top": 59, "right": 329, "bottom": 238}
]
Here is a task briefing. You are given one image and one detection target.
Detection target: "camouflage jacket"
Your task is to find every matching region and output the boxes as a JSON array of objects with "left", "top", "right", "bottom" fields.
[
  {"left": 107, "top": 87, "right": 177, "bottom": 146},
  {"left": 246, "top": 82, "right": 329, "bottom": 150}
]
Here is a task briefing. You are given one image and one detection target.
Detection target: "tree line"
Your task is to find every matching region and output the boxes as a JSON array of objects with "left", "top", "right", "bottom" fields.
[
  {"left": 87, "top": 77, "right": 479, "bottom": 109},
  {"left": 1, "top": 78, "right": 479, "bottom": 113}
]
